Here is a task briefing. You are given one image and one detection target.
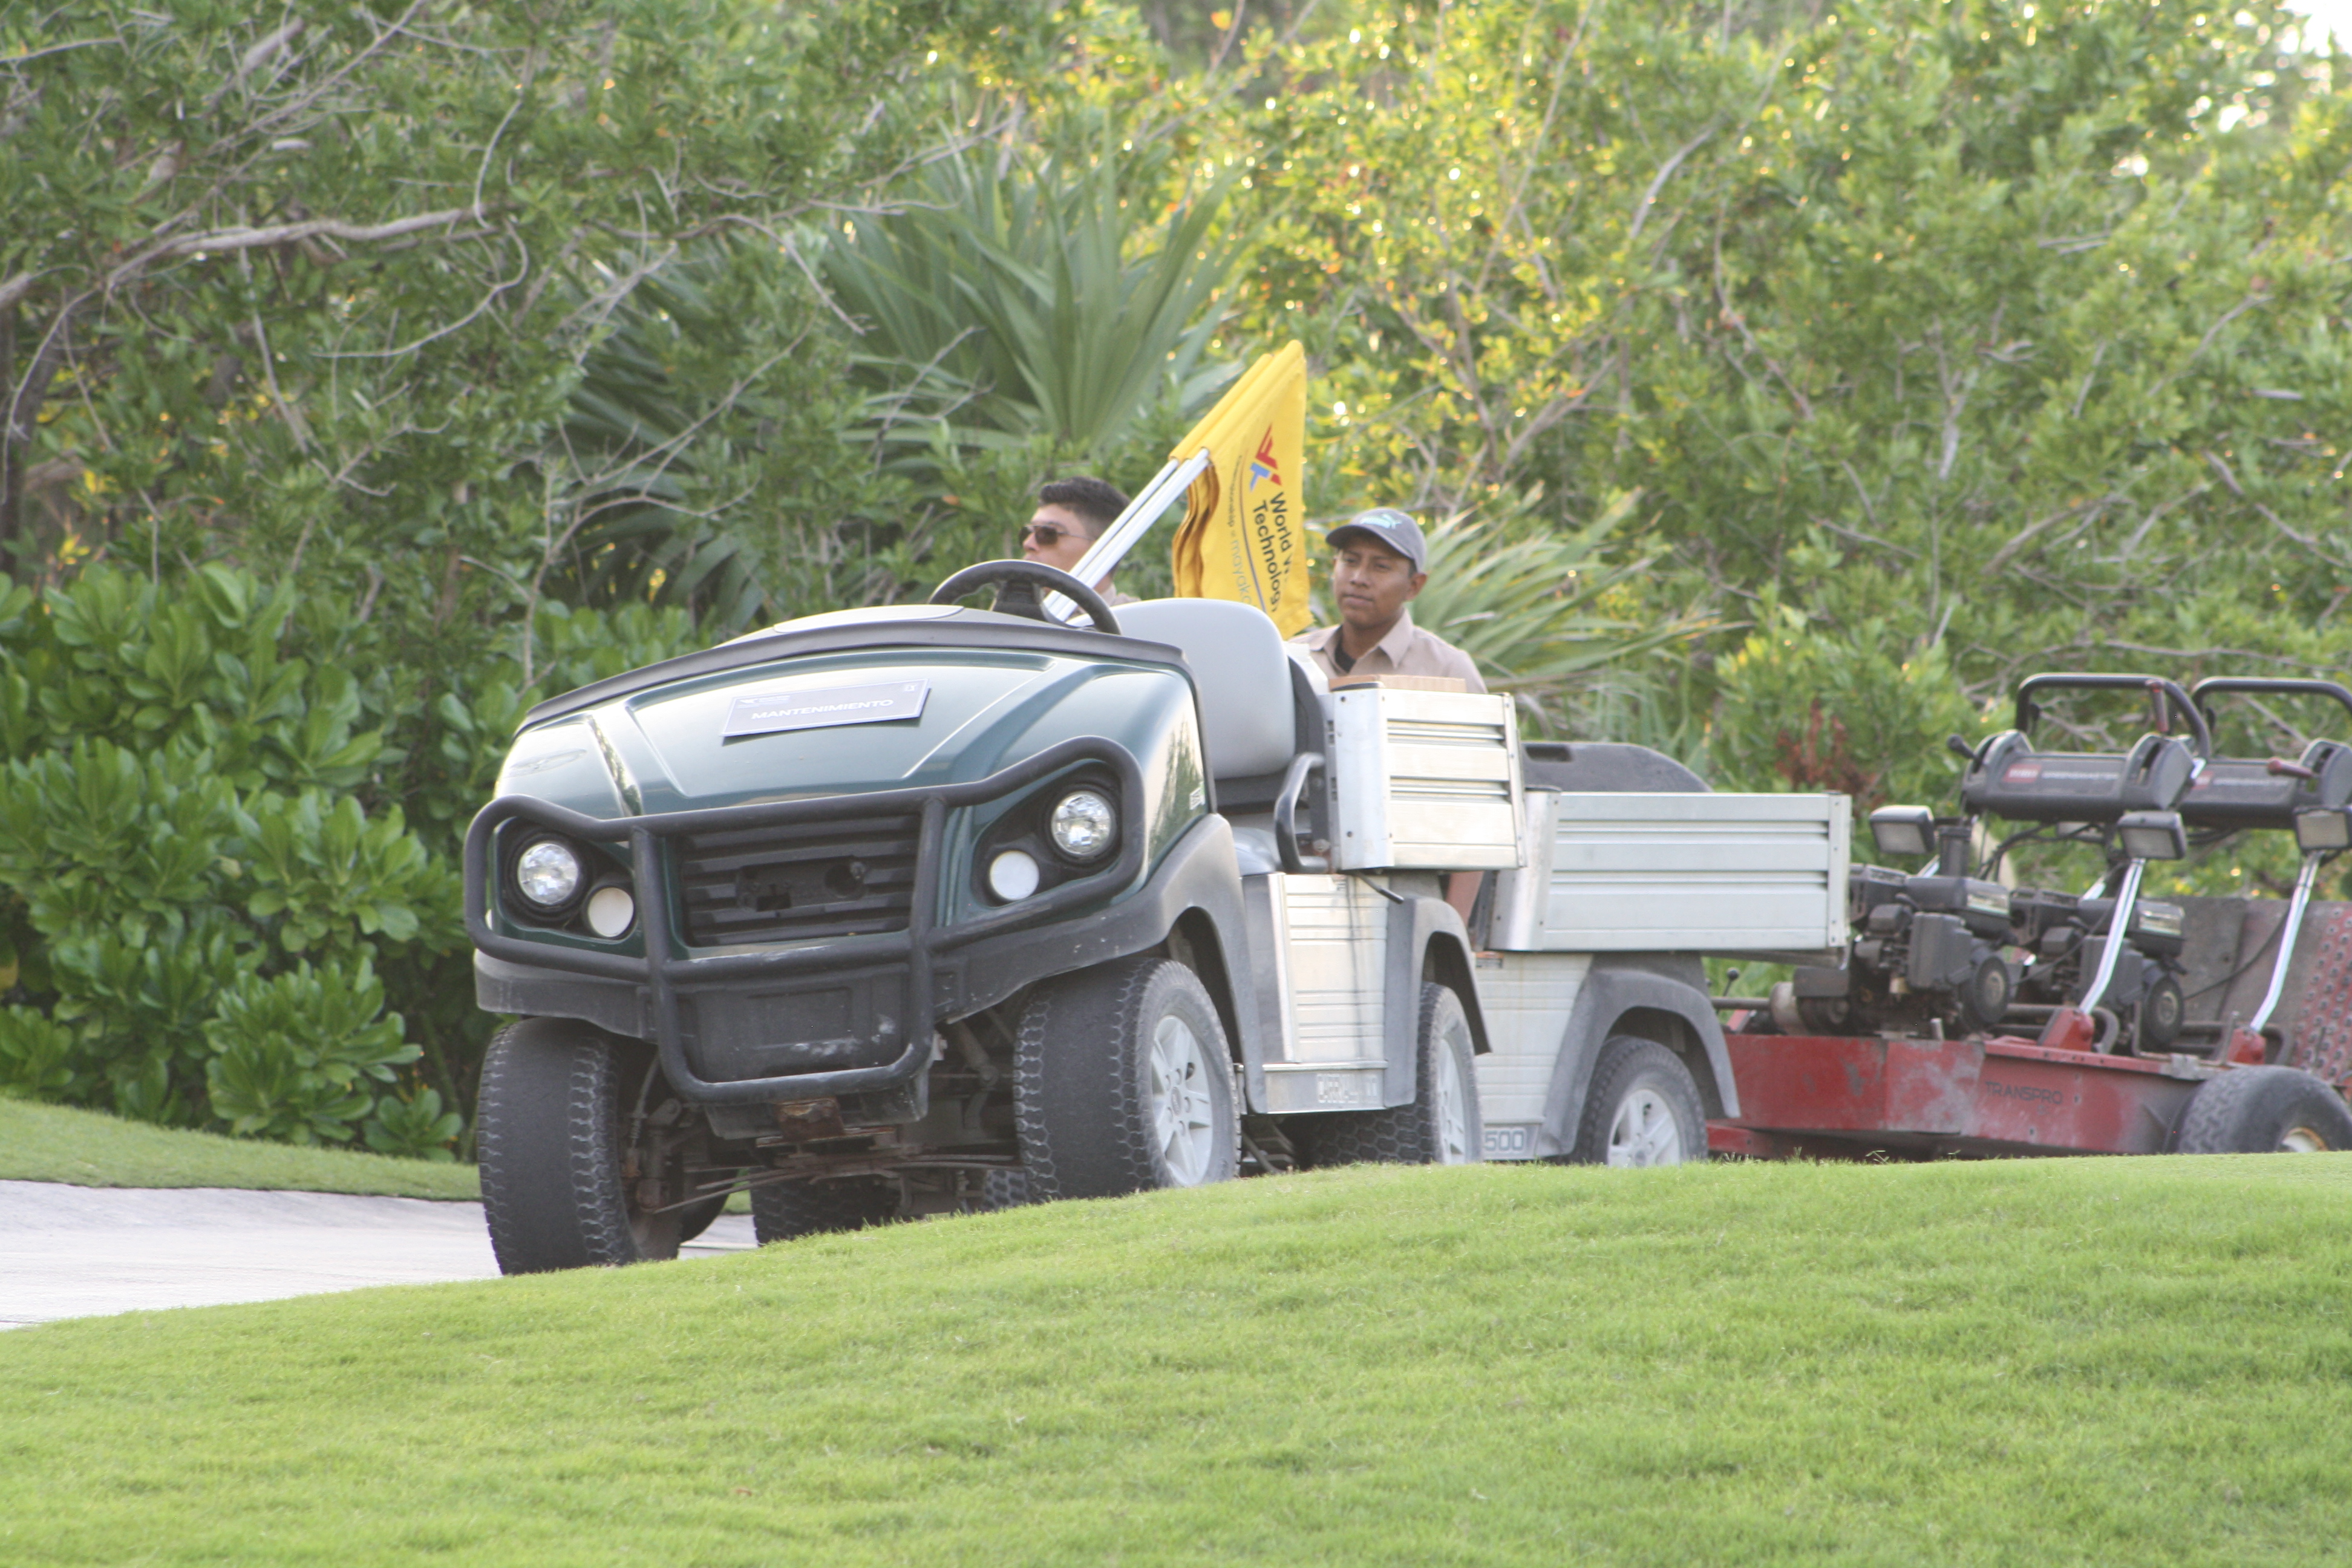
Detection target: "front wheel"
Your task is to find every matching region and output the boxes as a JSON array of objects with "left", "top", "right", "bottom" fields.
[
  {"left": 1014, "top": 956, "right": 1240, "bottom": 1200},
  {"left": 1570, "top": 1036, "right": 1707, "bottom": 1168},
  {"left": 476, "top": 1019, "right": 682, "bottom": 1274},
  {"left": 2175, "top": 1066, "right": 2352, "bottom": 1152},
  {"left": 1295, "top": 983, "right": 1483, "bottom": 1168}
]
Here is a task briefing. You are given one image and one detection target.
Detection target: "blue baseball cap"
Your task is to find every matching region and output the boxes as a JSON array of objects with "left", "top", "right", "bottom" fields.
[{"left": 1325, "top": 508, "right": 1428, "bottom": 572}]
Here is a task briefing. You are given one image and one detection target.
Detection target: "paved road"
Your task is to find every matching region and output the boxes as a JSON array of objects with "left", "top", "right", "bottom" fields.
[{"left": 0, "top": 1180, "right": 757, "bottom": 1330}]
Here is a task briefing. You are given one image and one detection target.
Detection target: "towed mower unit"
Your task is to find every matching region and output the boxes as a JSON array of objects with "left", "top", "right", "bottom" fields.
[{"left": 1710, "top": 672, "right": 2352, "bottom": 1161}]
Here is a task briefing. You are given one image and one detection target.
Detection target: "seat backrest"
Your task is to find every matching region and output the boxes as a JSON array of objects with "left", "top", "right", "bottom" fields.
[
  {"left": 1118, "top": 598, "right": 1298, "bottom": 782},
  {"left": 1521, "top": 740, "right": 1709, "bottom": 794}
]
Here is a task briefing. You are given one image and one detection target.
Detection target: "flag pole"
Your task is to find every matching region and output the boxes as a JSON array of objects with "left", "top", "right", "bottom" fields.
[{"left": 1046, "top": 448, "right": 1212, "bottom": 621}]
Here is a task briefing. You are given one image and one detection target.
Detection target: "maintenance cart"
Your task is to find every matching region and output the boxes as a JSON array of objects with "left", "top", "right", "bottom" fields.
[{"left": 465, "top": 564, "right": 1838, "bottom": 1271}]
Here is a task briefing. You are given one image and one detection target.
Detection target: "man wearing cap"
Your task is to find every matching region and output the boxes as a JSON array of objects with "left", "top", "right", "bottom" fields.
[
  {"left": 1289, "top": 508, "right": 1485, "bottom": 693},
  {"left": 1293, "top": 508, "right": 1489, "bottom": 928},
  {"left": 1019, "top": 476, "right": 1137, "bottom": 607}
]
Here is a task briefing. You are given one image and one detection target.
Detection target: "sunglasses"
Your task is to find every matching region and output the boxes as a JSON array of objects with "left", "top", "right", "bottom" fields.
[{"left": 1021, "top": 522, "right": 1086, "bottom": 548}]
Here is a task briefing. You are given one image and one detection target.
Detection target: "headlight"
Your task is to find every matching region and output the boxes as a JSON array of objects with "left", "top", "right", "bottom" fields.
[
  {"left": 1048, "top": 788, "right": 1117, "bottom": 861},
  {"left": 514, "top": 837, "right": 585, "bottom": 912},
  {"left": 988, "top": 848, "right": 1041, "bottom": 902},
  {"left": 585, "top": 884, "right": 636, "bottom": 938}
]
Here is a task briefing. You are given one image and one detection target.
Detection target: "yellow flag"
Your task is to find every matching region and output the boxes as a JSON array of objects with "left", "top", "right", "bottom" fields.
[{"left": 1168, "top": 341, "right": 1310, "bottom": 636}]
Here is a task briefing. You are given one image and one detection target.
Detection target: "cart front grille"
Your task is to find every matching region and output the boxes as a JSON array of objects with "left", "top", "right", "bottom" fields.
[{"left": 675, "top": 811, "right": 922, "bottom": 947}]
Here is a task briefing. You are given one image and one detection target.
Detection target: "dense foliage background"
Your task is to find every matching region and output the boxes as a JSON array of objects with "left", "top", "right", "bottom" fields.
[{"left": 4, "top": 0, "right": 2347, "bottom": 1149}]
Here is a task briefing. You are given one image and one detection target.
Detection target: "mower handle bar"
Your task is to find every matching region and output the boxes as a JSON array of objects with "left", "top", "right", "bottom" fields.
[
  {"left": 2014, "top": 673, "right": 2210, "bottom": 759},
  {"left": 2189, "top": 676, "right": 2352, "bottom": 738}
]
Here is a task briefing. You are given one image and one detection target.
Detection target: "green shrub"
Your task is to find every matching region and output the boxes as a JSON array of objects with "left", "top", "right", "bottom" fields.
[
  {"left": 0, "top": 566, "right": 701, "bottom": 1158},
  {"left": 204, "top": 960, "right": 417, "bottom": 1146}
]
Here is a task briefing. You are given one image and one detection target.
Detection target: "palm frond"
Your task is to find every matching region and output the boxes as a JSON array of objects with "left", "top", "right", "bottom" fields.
[{"left": 1406, "top": 495, "right": 1716, "bottom": 731}]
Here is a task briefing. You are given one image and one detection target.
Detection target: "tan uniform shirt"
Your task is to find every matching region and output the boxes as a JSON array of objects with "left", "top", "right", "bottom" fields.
[{"left": 1290, "top": 609, "right": 1486, "bottom": 693}]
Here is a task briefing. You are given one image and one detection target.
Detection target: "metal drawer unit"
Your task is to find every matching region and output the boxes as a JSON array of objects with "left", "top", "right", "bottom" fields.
[
  {"left": 1325, "top": 687, "right": 1524, "bottom": 871},
  {"left": 1493, "top": 790, "right": 1851, "bottom": 956},
  {"left": 1246, "top": 872, "right": 1393, "bottom": 1113},
  {"left": 1469, "top": 951, "right": 1591, "bottom": 1160}
]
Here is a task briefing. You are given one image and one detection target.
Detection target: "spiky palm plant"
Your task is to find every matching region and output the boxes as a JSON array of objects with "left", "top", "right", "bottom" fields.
[
  {"left": 823, "top": 145, "right": 1238, "bottom": 465},
  {"left": 1405, "top": 493, "right": 1716, "bottom": 738}
]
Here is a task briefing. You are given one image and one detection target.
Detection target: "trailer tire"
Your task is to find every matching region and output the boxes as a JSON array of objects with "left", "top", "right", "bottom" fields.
[
  {"left": 748, "top": 1178, "right": 900, "bottom": 1243},
  {"left": 2175, "top": 1066, "right": 2352, "bottom": 1153},
  {"left": 1295, "top": 984, "right": 1483, "bottom": 1169},
  {"left": 1015, "top": 956, "right": 1240, "bottom": 1200},
  {"left": 1570, "top": 1036, "right": 1707, "bottom": 1168},
  {"left": 477, "top": 1019, "right": 683, "bottom": 1274}
]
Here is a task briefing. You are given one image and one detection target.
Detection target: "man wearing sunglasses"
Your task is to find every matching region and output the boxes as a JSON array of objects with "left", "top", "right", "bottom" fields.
[{"left": 1021, "top": 476, "right": 1137, "bottom": 607}]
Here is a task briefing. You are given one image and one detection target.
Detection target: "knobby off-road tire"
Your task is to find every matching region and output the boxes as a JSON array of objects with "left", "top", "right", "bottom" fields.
[
  {"left": 1295, "top": 983, "right": 1483, "bottom": 1169},
  {"left": 980, "top": 1169, "right": 1036, "bottom": 1210},
  {"left": 1570, "top": 1035, "right": 1707, "bottom": 1168},
  {"left": 1014, "top": 956, "right": 1240, "bottom": 1200},
  {"left": 2175, "top": 1065, "right": 2352, "bottom": 1152},
  {"left": 748, "top": 1178, "right": 900, "bottom": 1243},
  {"left": 477, "top": 1019, "right": 683, "bottom": 1274}
]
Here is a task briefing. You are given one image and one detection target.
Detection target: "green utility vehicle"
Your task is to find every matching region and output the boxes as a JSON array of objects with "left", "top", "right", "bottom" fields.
[{"left": 466, "top": 563, "right": 1517, "bottom": 1271}]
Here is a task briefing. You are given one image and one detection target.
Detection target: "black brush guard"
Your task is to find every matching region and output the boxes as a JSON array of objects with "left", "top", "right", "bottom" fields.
[{"left": 464, "top": 737, "right": 1148, "bottom": 1104}]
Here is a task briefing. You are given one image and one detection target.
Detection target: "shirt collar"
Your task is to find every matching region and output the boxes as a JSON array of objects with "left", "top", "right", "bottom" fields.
[{"left": 1373, "top": 606, "right": 1420, "bottom": 664}]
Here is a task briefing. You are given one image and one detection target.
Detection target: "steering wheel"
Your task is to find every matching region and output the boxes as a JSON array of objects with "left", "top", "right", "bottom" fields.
[{"left": 928, "top": 560, "right": 1122, "bottom": 635}]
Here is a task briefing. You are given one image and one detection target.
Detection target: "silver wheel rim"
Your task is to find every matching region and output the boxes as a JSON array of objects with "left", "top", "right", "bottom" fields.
[
  {"left": 1434, "top": 1043, "right": 1472, "bottom": 1164},
  {"left": 1606, "top": 1088, "right": 1684, "bottom": 1167},
  {"left": 1149, "top": 1014, "right": 1217, "bottom": 1186},
  {"left": 2281, "top": 1125, "right": 2330, "bottom": 1153}
]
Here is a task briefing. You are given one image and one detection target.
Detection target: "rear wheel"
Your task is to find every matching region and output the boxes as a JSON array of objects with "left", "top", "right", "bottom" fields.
[
  {"left": 477, "top": 1019, "right": 682, "bottom": 1274},
  {"left": 748, "top": 1177, "right": 900, "bottom": 1243},
  {"left": 675, "top": 1192, "right": 730, "bottom": 1244},
  {"left": 2175, "top": 1066, "right": 2352, "bottom": 1152},
  {"left": 1014, "top": 956, "right": 1240, "bottom": 1200},
  {"left": 1296, "top": 984, "right": 1483, "bottom": 1168},
  {"left": 1571, "top": 1036, "right": 1707, "bottom": 1168}
]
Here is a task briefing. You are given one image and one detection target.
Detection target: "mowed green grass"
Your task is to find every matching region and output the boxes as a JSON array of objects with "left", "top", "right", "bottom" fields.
[
  {"left": 6, "top": 1156, "right": 2351, "bottom": 1567},
  {"left": 0, "top": 1097, "right": 479, "bottom": 1200}
]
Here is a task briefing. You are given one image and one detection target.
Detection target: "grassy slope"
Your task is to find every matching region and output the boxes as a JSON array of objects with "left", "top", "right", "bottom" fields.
[
  {"left": 0, "top": 1097, "right": 479, "bottom": 1200},
  {"left": 6, "top": 1157, "right": 2352, "bottom": 1566}
]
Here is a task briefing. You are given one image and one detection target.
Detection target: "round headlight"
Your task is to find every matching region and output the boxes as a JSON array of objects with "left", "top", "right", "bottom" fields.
[
  {"left": 1048, "top": 788, "right": 1116, "bottom": 861},
  {"left": 514, "top": 837, "right": 584, "bottom": 911},
  {"left": 585, "top": 884, "right": 636, "bottom": 938},
  {"left": 987, "top": 848, "right": 1041, "bottom": 902}
]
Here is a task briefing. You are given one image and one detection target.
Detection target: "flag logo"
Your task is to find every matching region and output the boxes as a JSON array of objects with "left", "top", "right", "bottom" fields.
[
  {"left": 1249, "top": 428, "right": 1281, "bottom": 491},
  {"left": 1169, "top": 342, "right": 1310, "bottom": 636}
]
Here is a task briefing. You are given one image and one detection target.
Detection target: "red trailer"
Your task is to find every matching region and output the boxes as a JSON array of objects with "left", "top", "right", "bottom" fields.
[{"left": 1709, "top": 898, "right": 2352, "bottom": 1159}]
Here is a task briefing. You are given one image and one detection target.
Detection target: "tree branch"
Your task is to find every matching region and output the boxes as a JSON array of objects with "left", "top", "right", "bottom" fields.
[{"left": 0, "top": 204, "right": 491, "bottom": 316}]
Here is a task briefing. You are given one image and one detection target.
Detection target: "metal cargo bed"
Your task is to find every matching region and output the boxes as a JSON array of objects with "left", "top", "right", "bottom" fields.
[{"left": 1490, "top": 790, "right": 1852, "bottom": 956}]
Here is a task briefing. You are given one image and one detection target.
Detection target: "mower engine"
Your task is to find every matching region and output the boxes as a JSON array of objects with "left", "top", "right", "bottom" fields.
[
  {"left": 1778, "top": 675, "right": 2206, "bottom": 1048},
  {"left": 1790, "top": 859, "right": 2017, "bottom": 1038},
  {"left": 2008, "top": 887, "right": 2188, "bottom": 1050}
]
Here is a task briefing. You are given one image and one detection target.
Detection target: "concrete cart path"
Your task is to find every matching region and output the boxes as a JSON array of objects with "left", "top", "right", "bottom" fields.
[{"left": 0, "top": 1179, "right": 757, "bottom": 1330}]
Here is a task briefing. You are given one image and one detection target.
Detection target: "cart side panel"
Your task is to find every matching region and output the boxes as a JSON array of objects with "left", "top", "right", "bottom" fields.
[{"left": 1495, "top": 792, "right": 1851, "bottom": 955}]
